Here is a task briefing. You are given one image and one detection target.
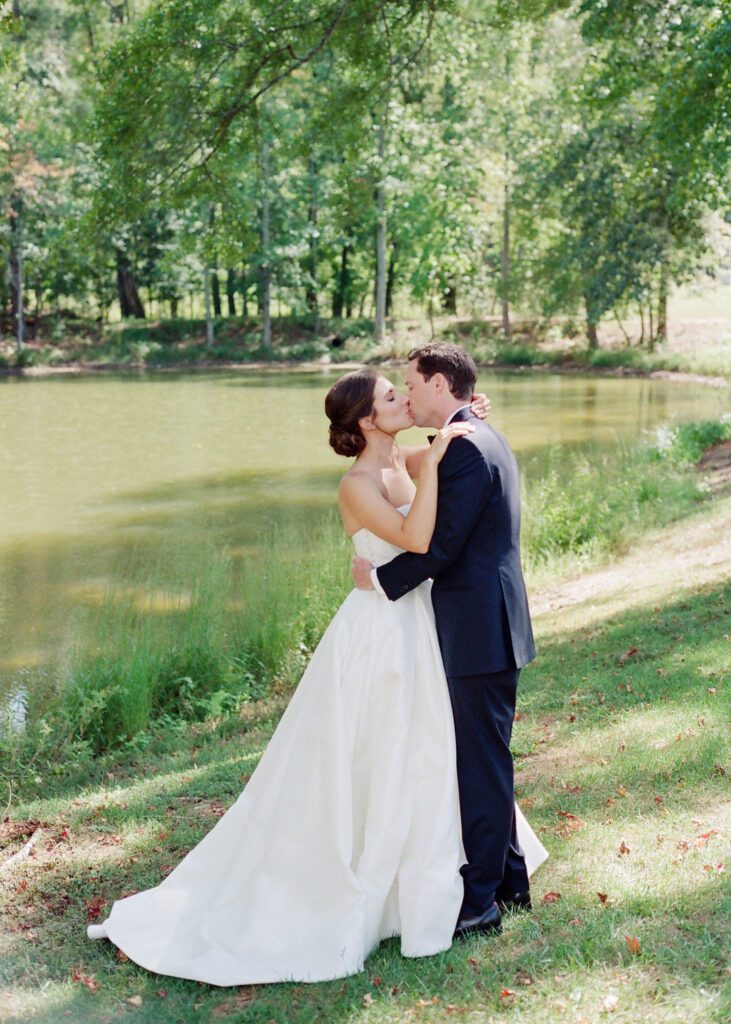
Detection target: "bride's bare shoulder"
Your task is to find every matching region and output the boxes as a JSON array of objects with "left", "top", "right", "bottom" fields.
[{"left": 338, "top": 467, "right": 381, "bottom": 503}]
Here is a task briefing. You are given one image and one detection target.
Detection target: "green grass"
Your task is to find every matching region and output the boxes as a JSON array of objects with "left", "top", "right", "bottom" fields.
[{"left": 1, "top": 502, "right": 728, "bottom": 1023}]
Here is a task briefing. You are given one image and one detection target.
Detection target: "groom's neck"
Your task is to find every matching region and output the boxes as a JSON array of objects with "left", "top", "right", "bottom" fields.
[{"left": 431, "top": 395, "right": 469, "bottom": 427}]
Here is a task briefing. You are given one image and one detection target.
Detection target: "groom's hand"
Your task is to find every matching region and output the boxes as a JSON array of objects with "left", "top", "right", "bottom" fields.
[{"left": 351, "top": 556, "right": 376, "bottom": 590}]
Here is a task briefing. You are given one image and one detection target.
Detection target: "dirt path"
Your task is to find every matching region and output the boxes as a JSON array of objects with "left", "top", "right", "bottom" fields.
[{"left": 532, "top": 444, "right": 731, "bottom": 628}]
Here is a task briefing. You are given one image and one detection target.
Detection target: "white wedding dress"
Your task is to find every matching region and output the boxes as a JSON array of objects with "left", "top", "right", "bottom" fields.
[{"left": 88, "top": 509, "right": 547, "bottom": 985}]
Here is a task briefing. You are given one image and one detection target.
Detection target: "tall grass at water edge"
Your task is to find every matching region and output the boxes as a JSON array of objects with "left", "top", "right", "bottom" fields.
[{"left": 2, "top": 417, "right": 729, "bottom": 790}]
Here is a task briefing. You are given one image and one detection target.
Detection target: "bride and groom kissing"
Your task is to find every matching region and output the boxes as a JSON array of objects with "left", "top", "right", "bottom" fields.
[{"left": 87, "top": 342, "right": 546, "bottom": 985}]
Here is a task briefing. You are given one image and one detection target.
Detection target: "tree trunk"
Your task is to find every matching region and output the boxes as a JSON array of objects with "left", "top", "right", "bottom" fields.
[
  {"left": 260, "top": 129, "right": 272, "bottom": 349},
  {"left": 655, "top": 265, "right": 668, "bottom": 347},
  {"left": 374, "top": 119, "right": 387, "bottom": 343},
  {"left": 115, "top": 249, "right": 145, "bottom": 318},
  {"left": 332, "top": 240, "right": 351, "bottom": 318},
  {"left": 241, "top": 265, "right": 248, "bottom": 317},
  {"left": 500, "top": 48, "right": 513, "bottom": 341},
  {"left": 170, "top": 297, "right": 178, "bottom": 318},
  {"left": 442, "top": 281, "right": 457, "bottom": 314},
  {"left": 584, "top": 293, "right": 598, "bottom": 349},
  {"left": 500, "top": 181, "right": 511, "bottom": 339},
  {"left": 211, "top": 271, "right": 221, "bottom": 318},
  {"left": 306, "top": 156, "right": 319, "bottom": 322},
  {"left": 386, "top": 241, "right": 397, "bottom": 316},
  {"left": 208, "top": 204, "right": 221, "bottom": 318},
  {"left": 8, "top": 191, "right": 25, "bottom": 351},
  {"left": 226, "top": 268, "right": 237, "bottom": 316},
  {"left": 203, "top": 266, "right": 215, "bottom": 347}
]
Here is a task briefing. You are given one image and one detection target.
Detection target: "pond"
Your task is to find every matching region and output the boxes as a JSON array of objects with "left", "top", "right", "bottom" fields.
[{"left": 0, "top": 367, "right": 727, "bottom": 717}]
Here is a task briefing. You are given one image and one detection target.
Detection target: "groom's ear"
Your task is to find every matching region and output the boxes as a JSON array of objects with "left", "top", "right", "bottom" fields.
[{"left": 431, "top": 372, "right": 447, "bottom": 394}]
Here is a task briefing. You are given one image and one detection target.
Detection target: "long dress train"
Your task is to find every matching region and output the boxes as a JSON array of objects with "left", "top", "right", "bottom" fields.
[{"left": 88, "top": 511, "right": 547, "bottom": 985}]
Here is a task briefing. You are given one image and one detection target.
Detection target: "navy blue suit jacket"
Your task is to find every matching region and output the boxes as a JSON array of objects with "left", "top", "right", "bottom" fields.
[{"left": 376, "top": 408, "right": 535, "bottom": 677}]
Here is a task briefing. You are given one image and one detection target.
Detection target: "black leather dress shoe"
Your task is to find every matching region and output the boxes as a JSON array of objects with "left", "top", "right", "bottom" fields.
[
  {"left": 497, "top": 890, "right": 532, "bottom": 913},
  {"left": 453, "top": 901, "right": 502, "bottom": 940}
]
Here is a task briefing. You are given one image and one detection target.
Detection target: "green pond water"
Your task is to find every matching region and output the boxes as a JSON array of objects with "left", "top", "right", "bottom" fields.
[{"left": 0, "top": 367, "right": 727, "bottom": 717}]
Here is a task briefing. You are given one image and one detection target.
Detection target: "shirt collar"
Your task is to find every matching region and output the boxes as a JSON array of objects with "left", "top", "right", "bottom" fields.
[{"left": 442, "top": 404, "right": 472, "bottom": 429}]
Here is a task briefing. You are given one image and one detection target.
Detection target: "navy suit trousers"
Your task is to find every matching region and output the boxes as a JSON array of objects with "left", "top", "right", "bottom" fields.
[{"left": 447, "top": 669, "right": 530, "bottom": 917}]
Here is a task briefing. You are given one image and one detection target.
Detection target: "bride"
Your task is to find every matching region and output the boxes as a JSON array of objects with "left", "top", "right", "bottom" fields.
[{"left": 87, "top": 367, "right": 546, "bottom": 986}]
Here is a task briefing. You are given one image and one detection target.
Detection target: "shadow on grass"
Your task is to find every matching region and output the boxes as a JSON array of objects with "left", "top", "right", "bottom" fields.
[{"left": 2, "top": 583, "right": 728, "bottom": 1023}]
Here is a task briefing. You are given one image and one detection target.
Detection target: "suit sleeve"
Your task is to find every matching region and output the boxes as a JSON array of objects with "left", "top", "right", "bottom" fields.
[{"left": 376, "top": 438, "right": 492, "bottom": 601}]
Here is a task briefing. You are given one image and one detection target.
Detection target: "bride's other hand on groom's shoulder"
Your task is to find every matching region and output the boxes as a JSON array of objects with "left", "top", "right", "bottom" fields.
[{"left": 351, "top": 556, "right": 375, "bottom": 590}]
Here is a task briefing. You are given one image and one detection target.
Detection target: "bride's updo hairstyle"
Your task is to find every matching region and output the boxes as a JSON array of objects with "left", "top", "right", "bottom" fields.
[{"left": 325, "top": 368, "right": 381, "bottom": 457}]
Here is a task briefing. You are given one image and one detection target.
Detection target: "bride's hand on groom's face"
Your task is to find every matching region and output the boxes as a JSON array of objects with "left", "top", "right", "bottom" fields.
[
  {"left": 351, "top": 557, "right": 376, "bottom": 590},
  {"left": 470, "top": 393, "right": 491, "bottom": 420}
]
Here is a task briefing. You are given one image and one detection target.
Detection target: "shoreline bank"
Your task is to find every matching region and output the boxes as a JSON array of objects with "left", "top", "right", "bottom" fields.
[{"left": 2, "top": 357, "right": 728, "bottom": 389}]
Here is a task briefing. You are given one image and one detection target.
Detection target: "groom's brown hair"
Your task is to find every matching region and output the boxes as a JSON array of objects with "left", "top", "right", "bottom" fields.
[{"left": 408, "top": 343, "right": 477, "bottom": 400}]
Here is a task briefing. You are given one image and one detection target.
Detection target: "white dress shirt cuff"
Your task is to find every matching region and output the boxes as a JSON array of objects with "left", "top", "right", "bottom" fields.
[{"left": 370, "top": 567, "right": 385, "bottom": 595}]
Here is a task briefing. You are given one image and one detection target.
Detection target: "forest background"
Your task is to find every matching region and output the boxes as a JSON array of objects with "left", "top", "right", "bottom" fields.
[{"left": 2, "top": 0, "right": 730, "bottom": 367}]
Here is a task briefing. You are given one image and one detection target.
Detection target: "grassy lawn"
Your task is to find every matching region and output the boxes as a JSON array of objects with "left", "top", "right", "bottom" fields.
[{"left": 1, "top": 489, "right": 729, "bottom": 1023}]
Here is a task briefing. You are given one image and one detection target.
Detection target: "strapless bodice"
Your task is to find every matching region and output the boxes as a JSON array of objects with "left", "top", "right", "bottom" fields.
[{"left": 351, "top": 504, "right": 410, "bottom": 567}]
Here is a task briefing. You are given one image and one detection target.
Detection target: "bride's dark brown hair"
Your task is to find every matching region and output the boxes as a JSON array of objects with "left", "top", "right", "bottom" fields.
[{"left": 325, "top": 368, "right": 381, "bottom": 457}]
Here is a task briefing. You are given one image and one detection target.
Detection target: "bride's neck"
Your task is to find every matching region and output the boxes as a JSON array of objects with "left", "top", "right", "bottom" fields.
[{"left": 360, "top": 430, "right": 399, "bottom": 467}]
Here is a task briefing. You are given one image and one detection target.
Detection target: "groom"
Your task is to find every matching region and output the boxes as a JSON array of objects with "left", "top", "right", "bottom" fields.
[{"left": 351, "top": 342, "right": 535, "bottom": 938}]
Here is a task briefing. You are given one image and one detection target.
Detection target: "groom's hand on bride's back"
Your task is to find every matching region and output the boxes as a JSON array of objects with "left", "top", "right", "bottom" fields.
[{"left": 351, "top": 556, "right": 375, "bottom": 590}]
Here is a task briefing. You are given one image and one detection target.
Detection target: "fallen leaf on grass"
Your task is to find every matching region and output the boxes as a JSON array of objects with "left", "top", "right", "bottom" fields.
[
  {"left": 155, "top": 989, "right": 167, "bottom": 998},
  {"left": 85, "top": 897, "right": 107, "bottom": 921},
  {"left": 499, "top": 989, "right": 516, "bottom": 1000},
  {"left": 616, "top": 786, "right": 628, "bottom": 797},
  {"left": 71, "top": 971, "right": 99, "bottom": 994},
  {"left": 703, "top": 863, "right": 725, "bottom": 873},
  {"left": 555, "top": 810, "right": 585, "bottom": 836},
  {"left": 371, "top": 976, "right": 382, "bottom": 986},
  {"left": 597, "top": 892, "right": 608, "bottom": 904},
  {"left": 363, "top": 992, "right": 373, "bottom": 1008},
  {"left": 211, "top": 990, "right": 253, "bottom": 1016},
  {"left": 541, "top": 891, "right": 561, "bottom": 904},
  {"left": 603, "top": 992, "right": 619, "bottom": 1011},
  {"left": 618, "top": 840, "right": 631, "bottom": 855},
  {"left": 618, "top": 646, "right": 638, "bottom": 666},
  {"left": 624, "top": 935, "right": 641, "bottom": 955},
  {"left": 467, "top": 957, "right": 479, "bottom": 969},
  {"left": 677, "top": 828, "right": 719, "bottom": 852},
  {"left": 126, "top": 995, "right": 143, "bottom": 1007}
]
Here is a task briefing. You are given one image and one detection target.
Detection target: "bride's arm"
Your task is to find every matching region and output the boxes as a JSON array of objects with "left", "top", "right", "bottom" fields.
[
  {"left": 338, "top": 423, "right": 474, "bottom": 554},
  {"left": 402, "top": 392, "right": 491, "bottom": 480}
]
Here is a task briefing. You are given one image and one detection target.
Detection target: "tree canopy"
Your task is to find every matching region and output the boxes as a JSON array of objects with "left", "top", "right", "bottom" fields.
[{"left": 1, "top": 0, "right": 728, "bottom": 350}]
